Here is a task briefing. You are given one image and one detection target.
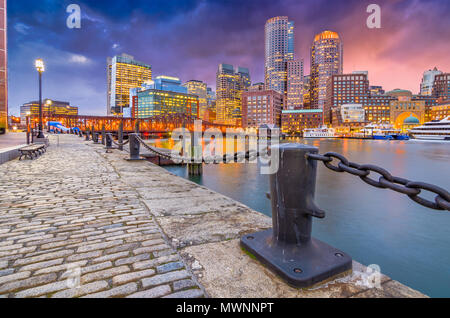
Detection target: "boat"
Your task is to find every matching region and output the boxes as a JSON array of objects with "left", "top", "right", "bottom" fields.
[
  {"left": 363, "top": 124, "right": 409, "bottom": 141},
  {"left": 409, "top": 116, "right": 450, "bottom": 141},
  {"left": 303, "top": 126, "right": 336, "bottom": 138}
]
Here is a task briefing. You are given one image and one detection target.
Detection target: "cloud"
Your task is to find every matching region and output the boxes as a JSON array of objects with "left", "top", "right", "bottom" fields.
[
  {"left": 14, "top": 23, "right": 30, "bottom": 35},
  {"left": 69, "top": 54, "right": 91, "bottom": 64}
]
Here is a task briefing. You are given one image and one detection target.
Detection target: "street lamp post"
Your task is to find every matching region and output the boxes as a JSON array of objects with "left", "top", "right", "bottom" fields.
[
  {"left": 35, "top": 59, "right": 45, "bottom": 138},
  {"left": 26, "top": 111, "right": 31, "bottom": 144}
]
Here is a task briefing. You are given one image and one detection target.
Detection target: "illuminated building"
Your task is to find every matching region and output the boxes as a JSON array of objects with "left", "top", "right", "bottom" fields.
[
  {"left": 0, "top": 0, "right": 6, "bottom": 134},
  {"left": 183, "top": 80, "right": 208, "bottom": 120},
  {"left": 216, "top": 63, "right": 250, "bottom": 126},
  {"left": 420, "top": 67, "right": 442, "bottom": 96},
  {"left": 205, "top": 87, "right": 216, "bottom": 122},
  {"left": 430, "top": 102, "right": 450, "bottom": 120},
  {"left": 107, "top": 53, "right": 152, "bottom": 116},
  {"left": 432, "top": 73, "right": 450, "bottom": 101},
  {"left": 132, "top": 76, "right": 199, "bottom": 118},
  {"left": 286, "top": 60, "right": 304, "bottom": 109},
  {"left": 364, "top": 95, "right": 395, "bottom": 124},
  {"left": 310, "top": 30, "right": 343, "bottom": 110},
  {"left": 242, "top": 90, "right": 283, "bottom": 129},
  {"left": 387, "top": 89, "right": 425, "bottom": 129},
  {"left": 20, "top": 100, "right": 78, "bottom": 124},
  {"left": 265, "top": 16, "right": 294, "bottom": 95},
  {"left": 281, "top": 109, "right": 323, "bottom": 136},
  {"left": 302, "top": 75, "right": 311, "bottom": 109},
  {"left": 325, "top": 72, "right": 369, "bottom": 125}
]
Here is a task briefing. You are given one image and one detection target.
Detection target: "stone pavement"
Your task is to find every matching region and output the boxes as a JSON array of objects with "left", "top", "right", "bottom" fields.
[
  {"left": 0, "top": 134, "right": 427, "bottom": 298},
  {"left": 0, "top": 135, "right": 203, "bottom": 298}
]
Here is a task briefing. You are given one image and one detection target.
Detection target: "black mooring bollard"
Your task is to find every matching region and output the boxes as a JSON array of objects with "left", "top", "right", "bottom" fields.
[
  {"left": 105, "top": 133, "right": 113, "bottom": 152},
  {"left": 127, "top": 133, "right": 144, "bottom": 161},
  {"left": 240, "top": 143, "right": 352, "bottom": 288},
  {"left": 101, "top": 125, "right": 106, "bottom": 145},
  {"left": 92, "top": 132, "right": 99, "bottom": 143}
]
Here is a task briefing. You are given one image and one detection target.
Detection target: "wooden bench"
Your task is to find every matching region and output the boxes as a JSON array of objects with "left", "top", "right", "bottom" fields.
[{"left": 19, "top": 144, "right": 47, "bottom": 160}]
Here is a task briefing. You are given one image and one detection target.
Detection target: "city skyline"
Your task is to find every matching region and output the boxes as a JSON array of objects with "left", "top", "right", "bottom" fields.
[{"left": 7, "top": 0, "right": 450, "bottom": 116}]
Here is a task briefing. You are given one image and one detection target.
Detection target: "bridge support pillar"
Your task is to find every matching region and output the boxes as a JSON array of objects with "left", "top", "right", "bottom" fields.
[
  {"left": 187, "top": 163, "right": 203, "bottom": 176},
  {"left": 241, "top": 144, "right": 352, "bottom": 288}
]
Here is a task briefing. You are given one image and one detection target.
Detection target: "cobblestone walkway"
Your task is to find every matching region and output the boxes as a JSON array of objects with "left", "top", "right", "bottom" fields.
[{"left": 0, "top": 135, "right": 203, "bottom": 298}]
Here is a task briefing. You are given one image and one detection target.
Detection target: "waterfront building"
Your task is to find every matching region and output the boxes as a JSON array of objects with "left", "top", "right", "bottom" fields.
[
  {"left": 310, "top": 30, "right": 343, "bottom": 110},
  {"left": 20, "top": 100, "right": 78, "bottom": 124},
  {"left": 281, "top": 109, "right": 323, "bottom": 136},
  {"left": 107, "top": 53, "right": 152, "bottom": 116},
  {"left": 264, "top": 16, "right": 294, "bottom": 95},
  {"left": 432, "top": 73, "right": 450, "bottom": 101},
  {"left": 412, "top": 94, "right": 439, "bottom": 122},
  {"left": 183, "top": 80, "right": 208, "bottom": 120},
  {"left": 324, "top": 72, "right": 369, "bottom": 126},
  {"left": 286, "top": 60, "right": 304, "bottom": 109},
  {"left": 242, "top": 90, "right": 283, "bottom": 129},
  {"left": 216, "top": 63, "right": 250, "bottom": 126},
  {"left": 131, "top": 76, "right": 199, "bottom": 118},
  {"left": 364, "top": 95, "right": 396, "bottom": 124},
  {"left": 420, "top": 67, "right": 442, "bottom": 96},
  {"left": 387, "top": 89, "right": 425, "bottom": 129},
  {"left": 0, "top": 0, "right": 6, "bottom": 134},
  {"left": 430, "top": 102, "right": 450, "bottom": 120}
]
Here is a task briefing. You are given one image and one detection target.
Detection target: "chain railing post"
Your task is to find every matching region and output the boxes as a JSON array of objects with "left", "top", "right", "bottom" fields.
[
  {"left": 101, "top": 124, "right": 106, "bottom": 145},
  {"left": 118, "top": 121, "right": 124, "bottom": 151},
  {"left": 126, "top": 133, "right": 144, "bottom": 161},
  {"left": 105, "top": 133, "right": 113, "bottom": 152},
  {"left": 241, "top": 143, "right": 352, "bottom": 288},
  {"left": 92, "top": 132, "right": 99, "bottom": 143},
  {"left": 85, "top": 130, "right": 90, "bottom": 141}
]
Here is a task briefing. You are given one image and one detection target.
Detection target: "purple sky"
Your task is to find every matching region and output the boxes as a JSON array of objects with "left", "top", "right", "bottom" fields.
[{"left": 8, "top": 0, "right": 450, "bottom": 116}]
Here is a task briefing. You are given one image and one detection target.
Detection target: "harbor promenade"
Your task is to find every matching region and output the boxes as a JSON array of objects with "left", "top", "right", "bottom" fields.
[{"left": 0, "top": 134, "right": 427, "bottom": 298}]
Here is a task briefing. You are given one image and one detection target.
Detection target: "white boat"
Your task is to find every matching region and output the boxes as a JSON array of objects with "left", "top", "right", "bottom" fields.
[
  {"left": 409, "top": 116, "right": 450, "bottom": 141},
  {"left": 303, "top": 126, "right": 336, "bottom": 138}
]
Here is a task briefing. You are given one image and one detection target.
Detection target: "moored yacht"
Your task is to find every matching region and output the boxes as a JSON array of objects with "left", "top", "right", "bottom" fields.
[
  {"left": 303, "top": 126, "right": 336, "bottom": 138},
  {"left": 409, "top": 116, "right": 450, "bottom": 140}
]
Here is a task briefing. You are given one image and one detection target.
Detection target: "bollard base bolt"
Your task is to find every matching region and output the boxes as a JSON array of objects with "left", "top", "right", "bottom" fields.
[{"left": 241, "top": 229, "right": 352, "bottom": 288}]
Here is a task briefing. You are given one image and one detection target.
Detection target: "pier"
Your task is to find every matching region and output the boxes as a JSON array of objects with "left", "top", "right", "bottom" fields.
[{"left": 0, "top": 134, "right": 429, "bottom": 298}]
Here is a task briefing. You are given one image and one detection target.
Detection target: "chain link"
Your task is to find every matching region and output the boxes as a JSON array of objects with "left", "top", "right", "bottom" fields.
[{"left": 307, "top": 152, "right": 450, "bottom": 211}]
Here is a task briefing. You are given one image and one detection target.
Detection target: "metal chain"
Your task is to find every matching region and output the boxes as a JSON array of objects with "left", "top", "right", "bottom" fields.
[
  {"left": 135, "top": 135, "right": 188, "bottom": 162},
  {"left": 307, "top": 152, "right": 450, "bottom": 211}
]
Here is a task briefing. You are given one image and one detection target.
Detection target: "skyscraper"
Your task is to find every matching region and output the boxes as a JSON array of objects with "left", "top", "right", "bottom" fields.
[
  {"left": 286, "top": 59, "right": 304, "bottom": 109},
  {"left": 420, "top": 67, "right": 442, "bottom": 96},
  {"left": 183, "top": 80, "right": 208, "bottom": 120},
  {"left": 107, "top": 53, "right": 152, "bottom": 116},
  {"left": 216, "top": 64, "right": 250, "bottom": 126},
  {"left": 310, "top": 30, "right": 343, "bottom": 110},
  {"left": 0, "top": 0, "right": 7, "bottom": 134},
  {"left": 265, "top": 16, "right": 294, "bottom": 95}
]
